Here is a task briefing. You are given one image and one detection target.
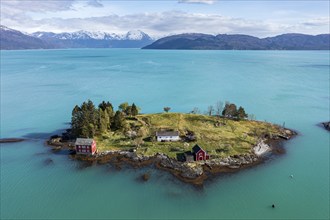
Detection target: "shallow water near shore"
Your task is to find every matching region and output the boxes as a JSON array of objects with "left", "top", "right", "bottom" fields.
[{"left": 1, "top": 49, "right": 329, "bottom": 219}]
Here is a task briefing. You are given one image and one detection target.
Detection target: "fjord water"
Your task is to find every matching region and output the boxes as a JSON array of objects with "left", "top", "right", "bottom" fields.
[{"left": 1, "top": 49, "right": 329, "bottom": 219}]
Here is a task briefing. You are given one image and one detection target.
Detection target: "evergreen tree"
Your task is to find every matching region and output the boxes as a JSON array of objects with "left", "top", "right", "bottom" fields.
[
  {"left": 131, "top": 103, "right": 139, "bottom": 116},
  {"left": 81, "top": 124, "right": 90, "bottom": 138},
  {"left": 76, "top": 100, "right": 97, "bottom": 137},
  {"left": 98, "top": 109, "right": 108, "bottom": 133},
  {"left": 99, "top": 101, "right": 114, "bottom": 117},
  {"left": 237, "top": 106, "right": 248, "bottom": 120},
  {"left": 125, "top": 105, "right": 132, "bottom": 116},
  {"left": 86, "top": 100, "right": 97, "bottom": 125},
  {"left": 98, "top": 101, "right": 107, "bottom": 111},
  {"left": 105, "top": 102, "right": 114, "bottom": 117},
  {"left": 113, "top": 110, "right": 124, "bottom": 130},
  {"left": 71, "top": 100, "right": 138, "bottom": 136},
  {"left": 71, "top": 105, "right": 82, "bottom": 137},
  {"left": 104, "top": 106, "right": 113, "bottom": 130},
  {"left": 80, "top": 101, "right": 90, "bottom": 136}
]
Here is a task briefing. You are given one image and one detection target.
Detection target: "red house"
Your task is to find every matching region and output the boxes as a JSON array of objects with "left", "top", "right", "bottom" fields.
[
  {"left": 193, "top": 144, "right": 209, "bottom": 161},
  {"left": 75, "top": 138, "right": 97, "bottom": 155}
]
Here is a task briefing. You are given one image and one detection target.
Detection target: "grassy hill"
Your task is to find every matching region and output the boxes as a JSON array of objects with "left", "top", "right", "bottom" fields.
[{"left": 95, "top": 113, "right": 284, "bottom": 159}]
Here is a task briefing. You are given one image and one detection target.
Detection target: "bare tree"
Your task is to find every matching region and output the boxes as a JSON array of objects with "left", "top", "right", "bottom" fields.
[
  {"left": 207, "top": 105, "right": 214, "bottom": 116},
  {"left": 191, "top": 107, "right": 200, "bottom": 114},
  {"left": 215, "top": 101, "right": 224, "bottom": 117},
  {"left": 248, "top": 114, "right": 256, "bottom": 121}
]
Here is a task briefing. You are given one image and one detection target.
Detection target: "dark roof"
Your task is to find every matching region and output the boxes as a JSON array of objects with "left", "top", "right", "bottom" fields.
[
  {"left": 156, "top": 131, "right": 179, "bottom": 137},
  {"left": 184, "top": 151, "right": 193, "bottom": 156},
  {"left": 75, "top": 138, "right": 94, "bottom": 145},
  {"left": 192, "top": 144, "right": 205, "bottom": 154}
]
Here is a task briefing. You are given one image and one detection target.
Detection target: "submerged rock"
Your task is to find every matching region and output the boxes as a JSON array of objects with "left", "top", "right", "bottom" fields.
[
  {"left": 322, "top": 121, "right": 330, "bottom": 131},
  {"left": 141, "top": 173, "right": 150, "bottom": 181},
  {"left": 0, "top": 138, "right": 25, "bottom": 144},
  {"left": 43, "top": 158, "right": 54, "bottom": 166}
]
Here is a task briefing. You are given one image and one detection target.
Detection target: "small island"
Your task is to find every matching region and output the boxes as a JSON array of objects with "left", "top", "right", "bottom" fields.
[{"left": 48, "top": 100, "right": 296, "bottom": 185}]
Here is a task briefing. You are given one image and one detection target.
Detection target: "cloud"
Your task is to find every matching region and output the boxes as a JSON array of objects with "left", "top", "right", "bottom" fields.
[
  {"left": 302, "top": 17, "right": 330, "bottom": 27},
  {"left": 0, "top": 0, "right": 105, "bottom": 32},
  {"left": 1, "top": 0, "right": 75, "bottom": 13},
  {"left": 1, "top": 1, "right": 328, "bottom": 37},
  {"left": 178, "top": 0, "right": 216, "bottom": 4},
  {"left": 87, "top": 0, "right": 103, "bottom": 8},
  {"left": 4, "top": 11, "right": 292, "bottom": 37}
]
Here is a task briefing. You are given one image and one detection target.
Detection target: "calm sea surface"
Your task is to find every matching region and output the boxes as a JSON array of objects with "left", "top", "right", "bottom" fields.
[{"left": 1, "top": 49, "right": 329, "bottom": 219}]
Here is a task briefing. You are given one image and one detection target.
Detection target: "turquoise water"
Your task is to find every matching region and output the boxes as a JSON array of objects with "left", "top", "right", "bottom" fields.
[{"left": 1, "top": 49, "right": 329, "bottom": 219}]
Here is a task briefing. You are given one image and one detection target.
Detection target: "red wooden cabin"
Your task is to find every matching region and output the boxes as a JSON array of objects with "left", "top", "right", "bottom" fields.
[
  {"left": 75, "top": 138, "right": 97, "bottom": 155},
  {"left": 193, "top": 144, "right": 209, "bottom": 161}
]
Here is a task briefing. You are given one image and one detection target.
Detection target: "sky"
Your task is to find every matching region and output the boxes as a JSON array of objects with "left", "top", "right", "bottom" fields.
[{"left": 1, "top": 0, "right": 329, "bottom": 38}]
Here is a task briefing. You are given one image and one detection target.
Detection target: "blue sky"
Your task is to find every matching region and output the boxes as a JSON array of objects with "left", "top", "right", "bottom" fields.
[{"left": 1, "top": 0, "right": 329, "bottom": 37}]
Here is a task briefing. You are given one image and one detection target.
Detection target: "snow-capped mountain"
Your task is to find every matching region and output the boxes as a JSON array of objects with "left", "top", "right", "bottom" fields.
[
  {"left": 32, "top": 30, "right": 120, "bottom": 40},
  {"left": 0, "top": 25, "right": 53, "bottom": 50},
  {"left": 0, "top": 26, "right": 155, "bottom": 49},
  {"left": 31, "top": 30, "right": 152, "bottom": 41},
  {"left": 125, "top": 30, "right": 151, "bottom": 40},
  {"left": 30, "top": 29, "right": 154, "bottom": 48},
  {"left": 1, "top": 25, "right": 16, "bottom": 32}
]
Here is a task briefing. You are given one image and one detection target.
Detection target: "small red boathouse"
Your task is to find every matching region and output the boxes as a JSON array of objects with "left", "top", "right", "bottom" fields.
[
  {"left": 75, "top": 138, "right": 97, "bottom": 155},
  {"left": 192, "top": 144, "right": 209, "bottom": 161}
]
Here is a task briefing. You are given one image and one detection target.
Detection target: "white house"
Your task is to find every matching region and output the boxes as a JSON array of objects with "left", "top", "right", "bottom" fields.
[{"left": 156, "top": 131, "right": 180, "bottom": 142}]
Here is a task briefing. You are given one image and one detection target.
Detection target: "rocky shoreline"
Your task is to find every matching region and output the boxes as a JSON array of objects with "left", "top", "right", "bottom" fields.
[{"left": 47, "top": 128, "right": 296, "bottom": 186}]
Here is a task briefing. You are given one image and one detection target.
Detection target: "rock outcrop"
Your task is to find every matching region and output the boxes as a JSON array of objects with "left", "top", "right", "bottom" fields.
[{"left": 322, "top": 122, "right": 330, "bottom": 131}]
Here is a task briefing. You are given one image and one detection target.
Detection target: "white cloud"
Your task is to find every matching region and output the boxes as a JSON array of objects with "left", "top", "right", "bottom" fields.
[
  {"left": 2, "top": 11, "right": 288, "bottom": 37},
  {"left": 87, "top": 0, "right": 103, "bottom": 8},
  {"left": 302, "top": 17, "right": 330, "bottom": 27},
  {"left": 1, "top": 1, "right": 328, "bottom": 37},
  {"left": 1, "top": 0, "right": 76, "bottom": 13},
  {"left": 178, "top": 0, "right": 216, "bottom": 4}
]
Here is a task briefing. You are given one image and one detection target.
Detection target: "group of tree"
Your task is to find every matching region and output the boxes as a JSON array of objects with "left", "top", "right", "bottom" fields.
[
  {"left": 222, "top": 102, "right": 248, "bottom": 120},
  {"left": 190, "top": 100, "right": 248, "bottom": 120},
  {"left": 119, "top": 102, "right": 139, "bottom": 116},
  {"left": 71, "top": 100, "right": 140, "bottom": 138}
]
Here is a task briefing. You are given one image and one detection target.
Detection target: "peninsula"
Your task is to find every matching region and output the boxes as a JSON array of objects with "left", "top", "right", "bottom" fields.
[{"left": 48, "top": 100, "right": 296, "bottom": 185}]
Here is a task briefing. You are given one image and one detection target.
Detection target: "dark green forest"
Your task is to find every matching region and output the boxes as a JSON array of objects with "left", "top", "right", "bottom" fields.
[{"left": 71, "top": 100, "right": 139, "bottom": 138}]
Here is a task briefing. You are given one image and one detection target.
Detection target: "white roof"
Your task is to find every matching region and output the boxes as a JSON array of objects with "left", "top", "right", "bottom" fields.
[
  {"left": 156, "top": 131, "right": 179, "bottom": 137},
  {"left": 75, "top": 138, "right": 94, "bottom": 145}
]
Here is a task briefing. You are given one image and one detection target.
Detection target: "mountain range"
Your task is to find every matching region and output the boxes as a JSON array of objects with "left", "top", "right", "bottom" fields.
[
  {"left": 0, "top": 25, "right": 154, "bottom": 50},
  {"left": 143, "top": 33, "right": 330, "bottom": 50},
  {"left": 1, "top": 25, "right": 329, "bottom": 50}
]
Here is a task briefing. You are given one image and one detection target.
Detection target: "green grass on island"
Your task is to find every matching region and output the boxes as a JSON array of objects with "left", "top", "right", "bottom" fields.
[{"left": 95, "top": 113, "right": 283, "bottom": 159}]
